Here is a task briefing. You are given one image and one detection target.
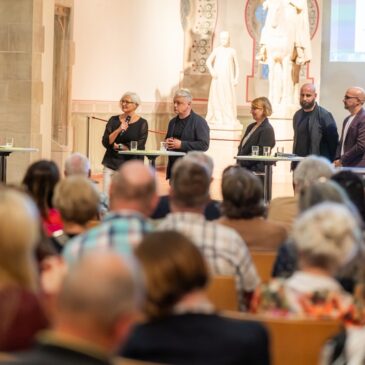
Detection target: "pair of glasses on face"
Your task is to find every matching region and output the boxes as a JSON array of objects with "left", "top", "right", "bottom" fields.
[
  {"left": 344, "top": 95, "right": 358, "bottom": 100},
  {"left": 121, "top": 100, "right": 135, "bottom": 105}
]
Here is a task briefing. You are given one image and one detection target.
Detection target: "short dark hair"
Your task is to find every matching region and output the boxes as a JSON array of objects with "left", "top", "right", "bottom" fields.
[
  {"left": 221, "top": 165, "right": 265, "bottom": 219},
  {"left": 331, "top": 170, "right": 365, "bottom": 222},
  {"left": 22, "top": 160, "right": 60, "bottom": 218},
  {"left": 170, "top": 159, "right": 210, "bottom": 208},
  {"left": 135, "top": 231, "right": 209, "bottom": 319}
]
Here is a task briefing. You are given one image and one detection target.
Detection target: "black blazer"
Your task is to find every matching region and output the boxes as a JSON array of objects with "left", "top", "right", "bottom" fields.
[
  {"left": 237, "top": 118, "right": 276, "bottom": 172},
  {"left": 336, "top": 107, "right": 365, "bottom": 167}
]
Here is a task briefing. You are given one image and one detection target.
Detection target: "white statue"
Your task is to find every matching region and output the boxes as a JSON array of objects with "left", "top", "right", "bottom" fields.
[
  {"left": 257, "top": 0, "right": 312, "bottom": 105},
  {"left": 206, "top": 31, "right": 240, "bottom": 127}
]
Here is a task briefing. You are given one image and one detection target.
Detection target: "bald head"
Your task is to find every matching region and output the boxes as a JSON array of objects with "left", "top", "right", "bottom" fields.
[
  {"left": 109, "top": 161, "right": 157, "bottom": 214},
  {"left": 346, "top": 87, "right": 365, "bottom": 103},
  {"left": 300, "top": 83, "right": 317, "bottom": 111},
  {"left": 301, "top": 83, "right": 316, "bottom": 94},
  {"left": 57, "top": 251, "right": 141, "bottom": 333},
  {"left": 344, "top": 87, "right": 365, "bottom": 114}
]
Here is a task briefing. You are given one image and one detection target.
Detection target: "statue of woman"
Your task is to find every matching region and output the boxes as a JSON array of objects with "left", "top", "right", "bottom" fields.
[{"left": 206, "top": 31, "right": 240, "bottom": 127}]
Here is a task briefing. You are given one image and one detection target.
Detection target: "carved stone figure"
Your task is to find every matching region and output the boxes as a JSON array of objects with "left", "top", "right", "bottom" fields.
[
  {"left": 206, "top": 31, "right": 240, "bottom": 127},
  {"left": 257, "top": 0, "right": 312, "bottom": 105}
]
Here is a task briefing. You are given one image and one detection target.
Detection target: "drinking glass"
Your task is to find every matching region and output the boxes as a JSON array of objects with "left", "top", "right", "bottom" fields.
[
  {"left": 263, "top": 146, "right": 271, "bottom": 156},
  {"left": 251, "top": 146, "right": 259, "bottom": 156},
  {"left": 5, "top": 137, "right": 14, "bottom": 148},
  {"left": 130, "top": 141, "right": 138, "bottom": 151},
  {"left": 160, "top": 141, "right": 168, "bottom": 151}
]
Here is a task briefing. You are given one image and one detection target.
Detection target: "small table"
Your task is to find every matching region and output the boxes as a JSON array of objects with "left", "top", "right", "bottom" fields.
[
  {"left": 118, "top": 150, "right": 186, "bottom": 168},
  {"left": 235, "top": 155, "right": 304, "bottom": 202},
  {"left": 0, "top": 147, "right": 38, "bottom": 183}
]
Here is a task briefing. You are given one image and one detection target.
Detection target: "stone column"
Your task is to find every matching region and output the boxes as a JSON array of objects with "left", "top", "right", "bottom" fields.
[{"left": 0, "top": 0, "right": 44, "bottom": 182}]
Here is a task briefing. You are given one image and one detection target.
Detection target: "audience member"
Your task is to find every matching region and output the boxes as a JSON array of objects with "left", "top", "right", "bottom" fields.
[
  {"left": 51, "top": 176, "right": 101, "bottom": 252},
  {"left": 164, "top": 88, "right": 210, "bottom": 179},
  {"left": 267, "top": 155, "right": 334, "bottom": 232},
  {"left": 158, "top": 159, "right": 259, "bottom": 310},
  {"left": 0, "top": 189, "right": 48, "bottom": 351},
  {"left": 272, "top": 180, "right": 361, "bottom": 284},
  {"left": 218, "top": 165, "right": 287, "bottom": 250},
  {"left": 63, "top": 161, "right": 157, "bottom": 265},
  {"left": 331, "top": 169, "right": 365, "bottom": 224},
  {"left": 252, "top": 202, "right": 360, "bottom": 318},
  {"left": 7, "top": 252, "right": 141, "bottom": 365},
  {"left": 151, "top": 151, "right": 220, "bottom": 220},
  {"left": 64, "top": 152, "right": 108, "bottom": 217},
  {"left": 101, "top": 91, "right": 148, "bottom": 194},
  {"left": 121, "top": 231, "right": 270, "bottom": 365},
  {"left": 22, "top": 160, "right": 63, "bottom": 236},
  {"left": 335, "top": 86, "right": 365, "bottom": 167},
  {"left": 64, "top": 152, "right": 91, "bottom": 177}
]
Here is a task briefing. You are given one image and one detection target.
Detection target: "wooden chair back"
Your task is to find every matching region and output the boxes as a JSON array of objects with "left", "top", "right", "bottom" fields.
[
  {"left": 251, "top": 251, "right": 277, "bottom": 282},
  {"left": 0, "top": 352, "right": 15, "bottom": 361},
  {"left": 205, "top": 275, "right": 238, "bottom": 311},
  {"left": 225, "top": 312, "right": 342, "bottom": 365}
]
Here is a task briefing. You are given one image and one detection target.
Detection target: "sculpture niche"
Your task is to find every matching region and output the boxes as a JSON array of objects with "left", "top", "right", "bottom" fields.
[{"left": 257, "top": 0, "right": 312, "bottom": 105}]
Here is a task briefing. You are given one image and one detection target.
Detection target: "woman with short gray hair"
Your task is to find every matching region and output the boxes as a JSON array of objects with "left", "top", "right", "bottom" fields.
[
  {"left": 101, "top": 91, "right": 148, "bottom": 194},
  {"left": 252, "top": 202, "right": 361, "bottom": 318}
]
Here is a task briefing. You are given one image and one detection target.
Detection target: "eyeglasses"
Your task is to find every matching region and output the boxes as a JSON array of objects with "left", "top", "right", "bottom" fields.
[
  {"left": 121, "top": 100, "right": 135, "bottom": 105},
  {"left": 251, "top": 107, "right": 263, "bottom": 111},
  {"left": 344, "top": 95, "right": 358, "bottom": 100}
]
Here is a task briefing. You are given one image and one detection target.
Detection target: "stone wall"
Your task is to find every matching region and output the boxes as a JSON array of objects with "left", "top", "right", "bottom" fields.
[{"left": 0, "top": 0, "right": 44, "bottom": 182}]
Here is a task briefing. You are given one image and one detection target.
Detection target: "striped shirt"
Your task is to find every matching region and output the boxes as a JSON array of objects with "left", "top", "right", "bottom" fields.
[
  {"left": 63, "top": 210, "right": 152, "bottom": 265},
  {"left": 158, "top": 212, "right": 260, "bottom": 310}
]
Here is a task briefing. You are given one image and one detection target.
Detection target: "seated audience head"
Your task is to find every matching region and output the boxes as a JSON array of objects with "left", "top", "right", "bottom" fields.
[
  {"left": 109, "top": 160, "right": 157, "bottom": 216},
  {"left": 0, "top": 188, "right": 39, "bottom": 291},
  {"left": 170, "top": 159, "right": 210, "bottom": 211},
  {"left": 53, "top": 176, "right": 100, "bottom": 226},
  {"left": 293, "top": 155, "right": 334, "bottom": 193},
  {"left": 55, "top": 251, "right": 141, "bottom": 351},
  {"left": 184, "top": 152, "right": 214, "bottom": 180},
  {"left": 299, "top": 179, "right": 351, "bottom": 213},
  {"left": 135, "top": 231, "right": 209, "bottom": 319},
  {"left": 331, "top": 170, "right": 365, "bottom": 223},
  {"left": 293, "top": 202, "right": 362, "bottom": 275},
  {"left": 221, "top": 165, "right": 265, "bottom": 219},
  {"left": 251, "top": 96, "right": 272, "bottom": 118},
  {"left": 64, "top": 152, "right": 91, "bottom": 178},
  {"left": 22, "top": 159, "right": 60, "bottom": 218}
]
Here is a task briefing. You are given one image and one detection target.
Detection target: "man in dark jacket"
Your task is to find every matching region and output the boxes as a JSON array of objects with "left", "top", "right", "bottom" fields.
[
  {"left": 334, "top": 86, "right": 365, "bottom": 167},
  {"left": 165, "top": 88, "right": 210, "bottom": 179},
  {"left": 292, "top": 83, "right": 338, "bottom": 168}
]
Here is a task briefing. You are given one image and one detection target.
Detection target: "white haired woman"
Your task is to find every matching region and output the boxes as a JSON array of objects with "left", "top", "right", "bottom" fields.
[
  {"left": 101, "top": 91, "right": 148, "bottom": 194},
  {"left": 252, "top": 202, "right": 362, "bottom": 319}
]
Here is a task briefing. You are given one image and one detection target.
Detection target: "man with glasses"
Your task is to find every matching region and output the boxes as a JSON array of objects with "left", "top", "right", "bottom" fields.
[
  {"left": 164, "top": 88, "right": 210, "bottom": 179},
  {"left": 292, "top": 83, "right": 338, "bottom": 169},
  {"left": 334, "top": 87, "right": 365, "bottom": 167}
]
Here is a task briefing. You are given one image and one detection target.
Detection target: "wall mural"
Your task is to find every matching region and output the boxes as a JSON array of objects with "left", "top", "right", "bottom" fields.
[{"left": 180, "top": 0, "right": 217, "bottom": 97}]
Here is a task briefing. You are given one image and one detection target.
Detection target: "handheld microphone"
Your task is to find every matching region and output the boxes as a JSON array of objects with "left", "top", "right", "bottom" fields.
[{"left": 120, "top": 116, "right": 131, "bottom": 136}]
